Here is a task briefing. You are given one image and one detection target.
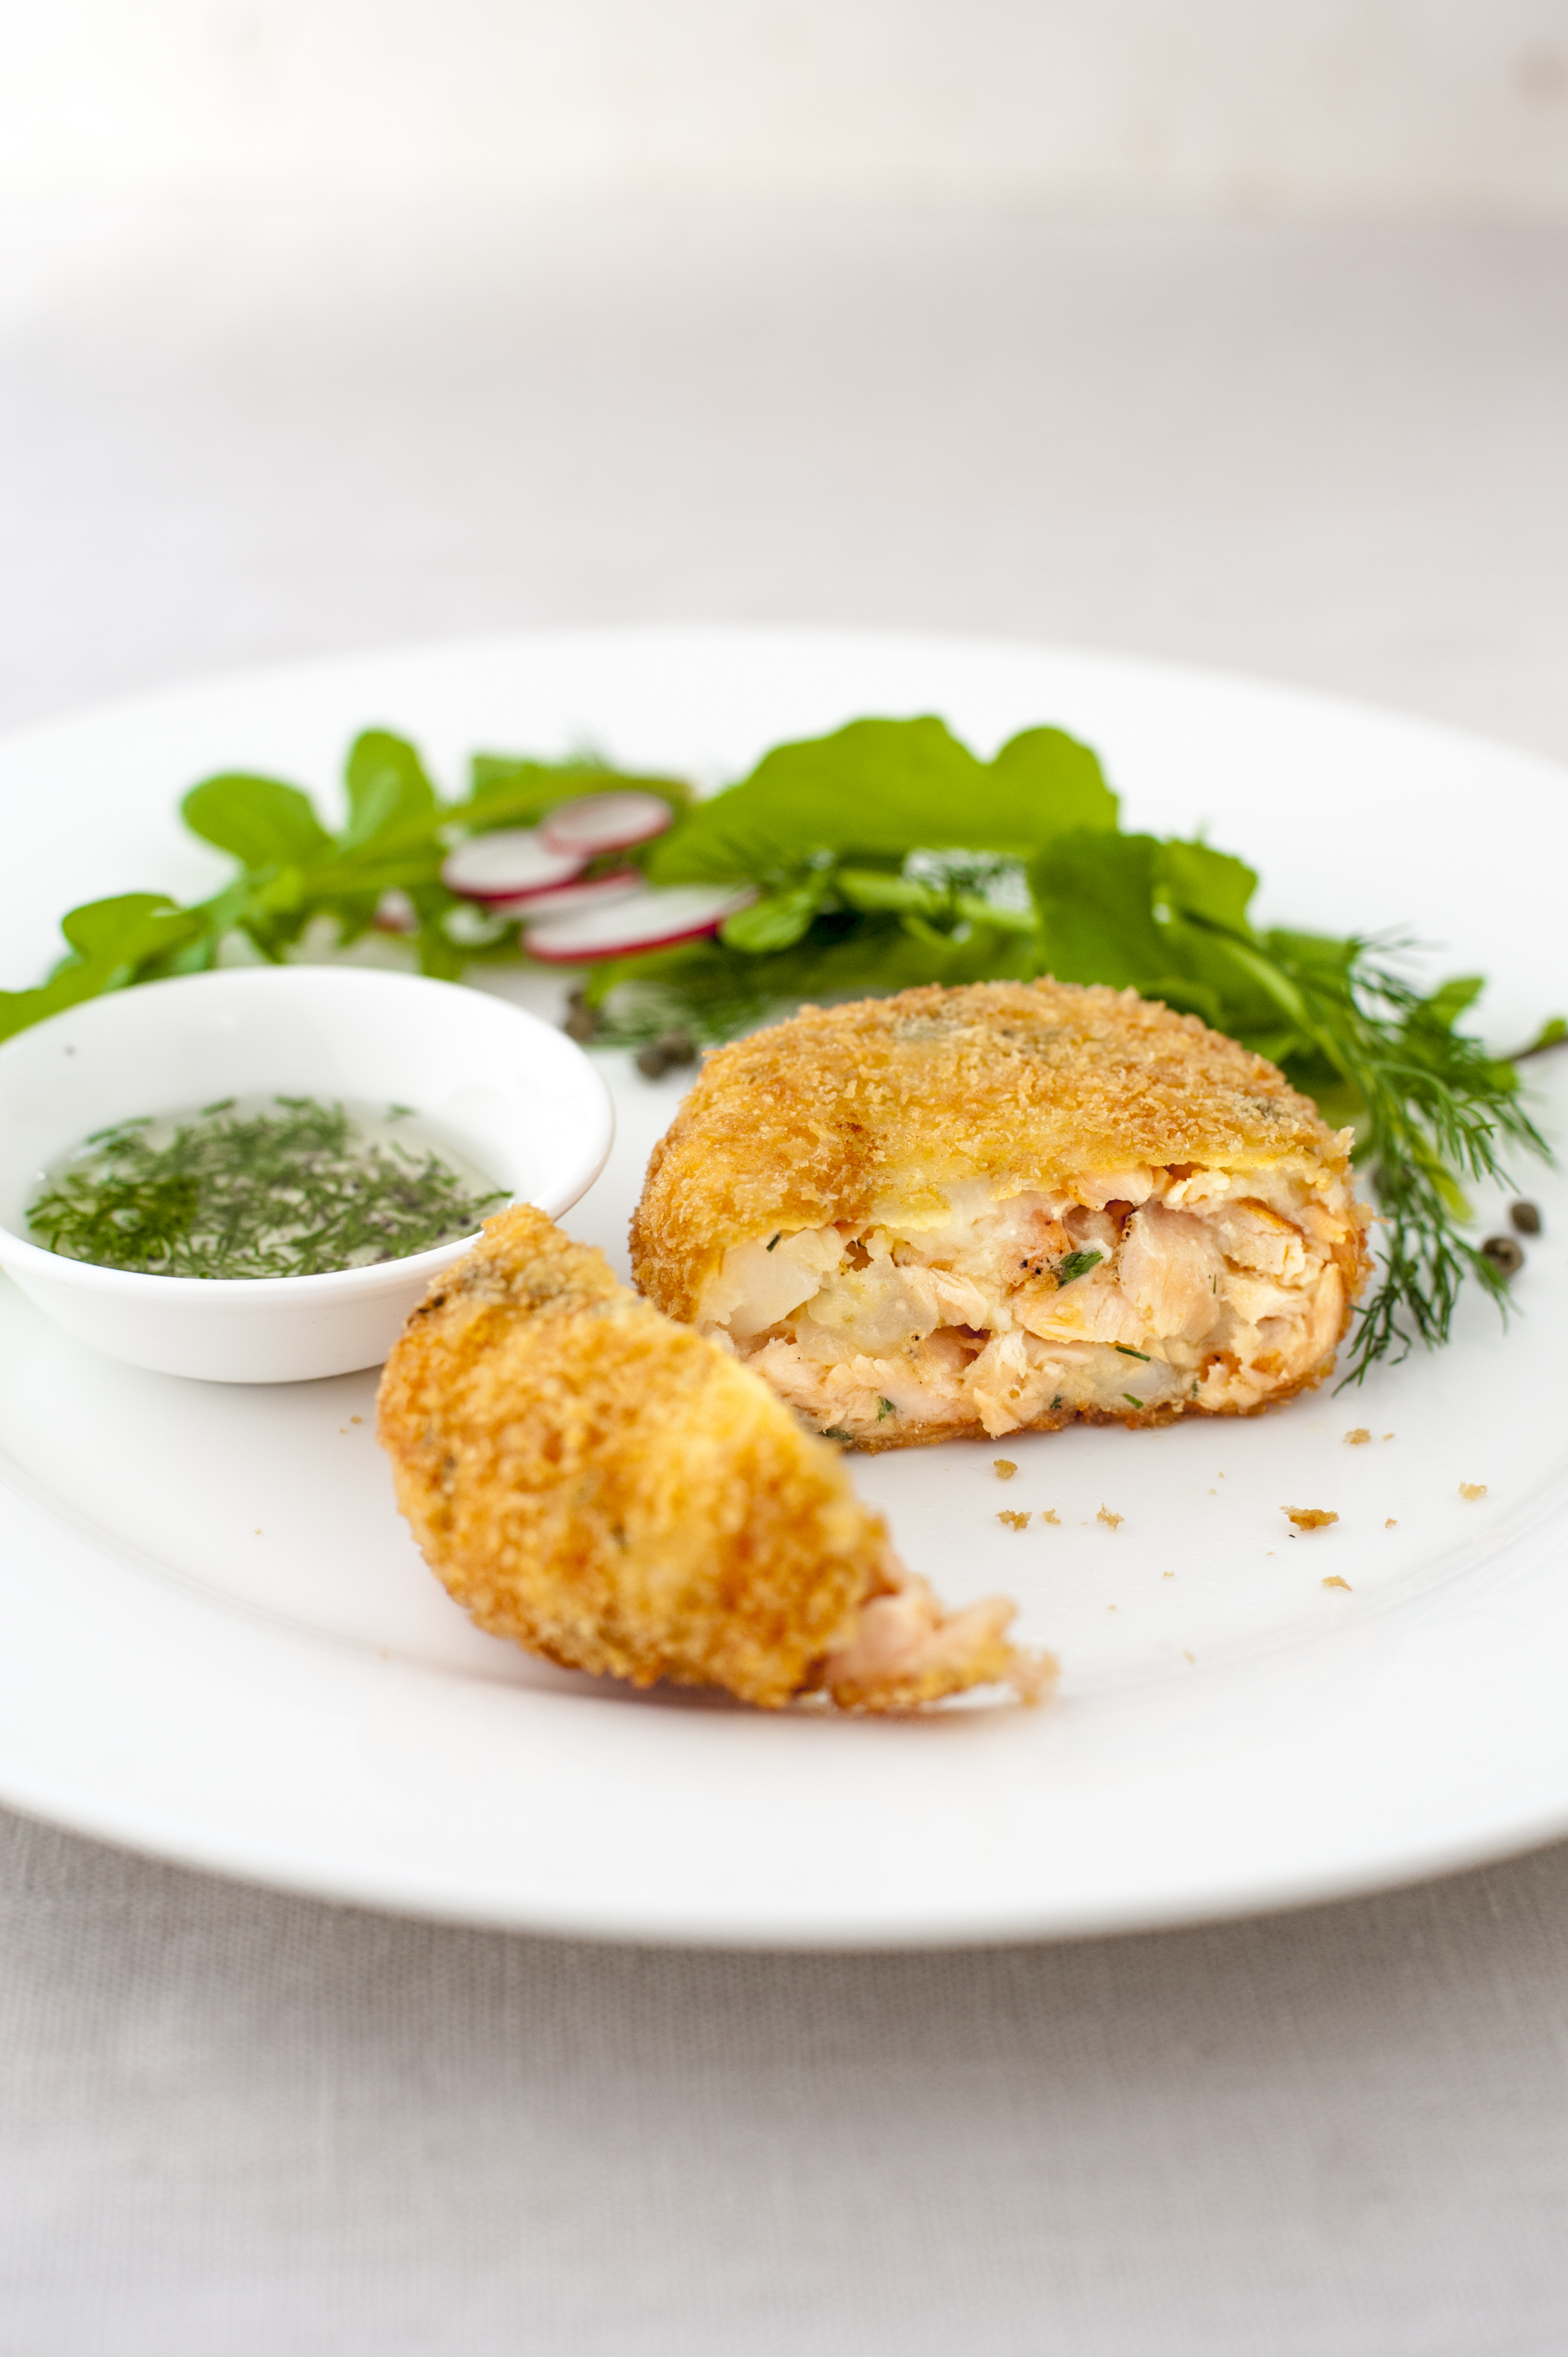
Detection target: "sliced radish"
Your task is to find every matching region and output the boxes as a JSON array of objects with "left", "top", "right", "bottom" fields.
[
  {"left": 372, "top": 888, "right": 419, "bottom": 934},
  {"left": 441, "top": 828, "right": 584, "bottom": 903},
  {"left": 539, "top": 791, "right": 674, "bottom": 859},
  {"left": 486, "top": 867, "right": 645, "bottom": 921},
  {"left": 523, "top": 884, "right": 757, "bottom": 963}
]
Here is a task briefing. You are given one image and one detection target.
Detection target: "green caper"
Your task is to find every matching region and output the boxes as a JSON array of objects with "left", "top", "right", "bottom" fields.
[
  {"left": 1481, "top": 1234, "right": 1525, "bottom": 1277},
  {"left": 634, "top": 1044, "right": 670, "bottom": 1080},
  {"left": 1510, "top": 1199, "right": 1542, "bottom": 1236},
  {"left": 654, "top": 1029, "right": 698, "bottom": 1066},
  {"left": 562, "top": 1007, "right": 599, "bottom": 1044}
]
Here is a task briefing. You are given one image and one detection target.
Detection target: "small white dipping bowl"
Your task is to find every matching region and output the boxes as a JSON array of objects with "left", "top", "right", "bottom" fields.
[{"left": 0, "top": 965, "right": 613, "bottom": 1383}]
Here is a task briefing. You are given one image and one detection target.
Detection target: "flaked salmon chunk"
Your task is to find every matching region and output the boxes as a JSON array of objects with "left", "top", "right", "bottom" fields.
[
  {"left": 632, "top": 981, "right": 1371, "bottom": 1450},
  {"left": 379, "top": 1204, "right": 1050, "bottom": 1706}
]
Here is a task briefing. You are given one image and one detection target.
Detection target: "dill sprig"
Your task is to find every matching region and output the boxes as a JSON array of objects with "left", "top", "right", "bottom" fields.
[
  {"left": 28, "top": 1097, "right": 506, "bottom": 1279},
  {"left": 1202, "top": 930, "right": 1552, "bottom": 1384}
]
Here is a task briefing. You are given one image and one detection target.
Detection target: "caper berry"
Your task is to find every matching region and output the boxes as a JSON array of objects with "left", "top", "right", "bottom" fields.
[
  {"left": 634, "top": 1044, "right": 670, "bottom": 1080},
  {"left": 562, "top": 1007, "right": 599, "bottom": 1044},
  {"left": 654, "top": 1028, "right": 698, "bottom": 1066},
  {"left": 1481, "top": 1234, "right": 1525, "bottom": 1277},
  {"left": 1510, "top": 1199, "right": 1542, "bottom": 1236}
]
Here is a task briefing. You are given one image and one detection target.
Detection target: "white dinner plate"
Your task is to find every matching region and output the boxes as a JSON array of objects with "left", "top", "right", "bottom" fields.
[{"left": 2, "top": 625, "right": 1565, "bottom": 1946}]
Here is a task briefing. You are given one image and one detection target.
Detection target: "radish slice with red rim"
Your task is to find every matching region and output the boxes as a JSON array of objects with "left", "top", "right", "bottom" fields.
[
  {"left": 372, "top": 888, "right": 419, "bottom": 934},
  {"left": 441, "top": 828, "right": 584, "bottom": 902},
  {"left": 523, "top": 884, "right": 757, "bottom": 963},
  {"left": 486, "top": 867, "right": 644, "bottom": 920},
  {"left": 539, "top": 791, "right": 675, "bottom": 858}
]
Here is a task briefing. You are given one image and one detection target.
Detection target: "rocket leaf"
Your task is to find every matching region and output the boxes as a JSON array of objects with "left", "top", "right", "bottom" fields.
[{"left": 650, "top": 716, "right": 1116, "bottom": 884}]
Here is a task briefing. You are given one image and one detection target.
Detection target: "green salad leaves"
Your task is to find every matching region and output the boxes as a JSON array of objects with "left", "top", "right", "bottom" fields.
[
  {"left": 0, "top": 734, "right": 691, "bottom": 1038},
  {"left": 3, "top": 713, "right": 1556, "bottom": 1383}
]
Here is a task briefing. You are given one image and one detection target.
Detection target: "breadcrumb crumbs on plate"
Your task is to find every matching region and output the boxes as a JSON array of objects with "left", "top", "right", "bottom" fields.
[
  {"left": 1459, "top": 1483, "right": 1488, "bottom": 1501},
  {"left": 1183, "top": 1650, "right": 1195, "bottom": 1664},
  {"left": 997, "top": 1510, "right": 1031, "bottom": 1531},
  {"left": 1344, "top": 1428, "right": 1371, "bottom": 1446},
  {"left": 1382, "top": 1432, "right": 1394, "bottom": 1442},
  {"left": 1322, "top": 1575, "right": 1353, "bottom": 1592},
  {"left": 1039, "top": 1508, "right": 1061, "bottom": 1525},
  {"left": 993, "top": 1459, "right": 1018, "bottom": 1481},
  {"left": 351, "top": 1415, "right": 363, "bottom": 1426},
  {"left": 1385, "top": 1518, "right": 1397, "bottom": 1528},
  {"left": 1097, "top": 1506, "right": 1124, "bottom": 1530},
  {"left": 1162, "top": 1569, "right": 1175, "bottom": 1578},
  {"left": 1284, "top": 1507, "right": 1339, "bottom": 1531}
]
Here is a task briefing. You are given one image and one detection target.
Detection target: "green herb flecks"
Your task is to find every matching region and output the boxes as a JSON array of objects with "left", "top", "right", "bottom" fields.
[
  {"left": 1114, "top": 1343, "right": 1152, "bottom": 1360},
  {"left": 28, "top": 1097, "right": 506, "bottom": 1279},
  {"left": 1055, "top": 1250, "right": 1104, "bottom": 1286},
  {"left": 877, "top": 1397, "right": 896, "bottom": 1419}
]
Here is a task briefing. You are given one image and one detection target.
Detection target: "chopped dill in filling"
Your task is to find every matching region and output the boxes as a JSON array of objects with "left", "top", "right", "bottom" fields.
[{"left": 27, "top": 1095, "right": 507, "bottom": 1279}]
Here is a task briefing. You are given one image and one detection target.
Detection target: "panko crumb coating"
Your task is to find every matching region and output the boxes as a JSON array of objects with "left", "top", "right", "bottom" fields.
[
  {"left": 631, "top": 980, "right": 1371, "bottom": 1450},
  {"left": 378, "top": 1203, "right": 1048, "bottom": 1711}
]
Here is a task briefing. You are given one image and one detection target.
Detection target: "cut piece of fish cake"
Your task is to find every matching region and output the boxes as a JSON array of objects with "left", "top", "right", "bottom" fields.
[
  {"left": 630, "top": 979, "right": 1371, "bottom": 1449},
  {"left": 377, "top": 1203, "right": 1048, "bottom": 1710}
]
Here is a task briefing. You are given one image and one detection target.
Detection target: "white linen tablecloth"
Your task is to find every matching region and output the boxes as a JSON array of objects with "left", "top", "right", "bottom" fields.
[{"left": 3, "top": 201, "right": 1567, "bottom": 2354}]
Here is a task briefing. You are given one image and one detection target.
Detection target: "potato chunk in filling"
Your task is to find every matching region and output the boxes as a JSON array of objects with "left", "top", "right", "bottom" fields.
[{"left": 694, "top": 1166, "right": 1362, "bottom": 1445}]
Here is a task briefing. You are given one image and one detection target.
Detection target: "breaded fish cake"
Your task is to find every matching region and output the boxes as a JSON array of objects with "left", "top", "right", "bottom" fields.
[
  {"left": 378, "top": 1203, "right": 1047, "bottom": 1710},
  {"left": 631, "top": 980, "right": 1371, "bottom": 1449}
]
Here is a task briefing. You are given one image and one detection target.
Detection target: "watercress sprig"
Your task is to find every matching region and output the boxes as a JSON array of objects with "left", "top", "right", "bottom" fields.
[{"left": 0, "top": 733, "right": 689, "bottom": 1044}]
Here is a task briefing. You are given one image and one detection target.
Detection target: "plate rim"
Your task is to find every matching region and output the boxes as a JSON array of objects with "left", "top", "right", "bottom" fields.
[{"left": 4, "top": 617, "right": 1567, "bottom": 1946}]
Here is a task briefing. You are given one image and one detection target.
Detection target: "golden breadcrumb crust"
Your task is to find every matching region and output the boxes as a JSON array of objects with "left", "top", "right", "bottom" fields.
[
  {"left": 377, "top": 1204, "right": 1032, "bottom": 1709},
  {"left": 631, "top": 979, "right": 1357, "bottom": 1326}
]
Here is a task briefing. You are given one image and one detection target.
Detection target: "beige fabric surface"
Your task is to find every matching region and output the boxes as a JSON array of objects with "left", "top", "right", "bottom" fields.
[{"left": 2, "top": 202, "right": 1567, "bottom": 2353}]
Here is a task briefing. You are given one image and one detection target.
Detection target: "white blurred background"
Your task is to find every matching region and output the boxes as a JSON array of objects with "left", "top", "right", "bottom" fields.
[
  {"left": 5, "top": 0, "right": 1568, "bottom": 211},
  {"left": 8, "top": 13, "right": 1568, "bottom": 2355},
  {"left": 2, "top": 1, "right": 1567, "bottom": 746}
]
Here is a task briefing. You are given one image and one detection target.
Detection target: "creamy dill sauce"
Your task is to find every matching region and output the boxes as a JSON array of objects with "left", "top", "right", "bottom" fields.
[{"left": 26, "top": 1095, "right": 507, "bottom": 1279}]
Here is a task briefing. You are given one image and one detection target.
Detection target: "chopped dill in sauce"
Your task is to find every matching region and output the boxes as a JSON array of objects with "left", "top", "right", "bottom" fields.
[{"left": 27, "top": 1095, "right": 507, "bottom": 1279}]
